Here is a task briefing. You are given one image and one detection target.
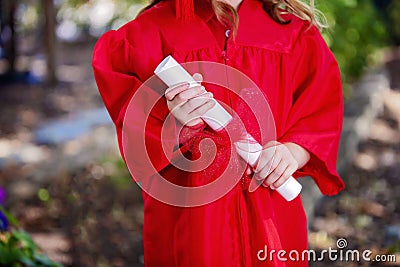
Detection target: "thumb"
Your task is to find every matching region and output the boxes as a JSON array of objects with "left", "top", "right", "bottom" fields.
[{"left": 193, "top": 73, "right": 203, "bottom": 83}]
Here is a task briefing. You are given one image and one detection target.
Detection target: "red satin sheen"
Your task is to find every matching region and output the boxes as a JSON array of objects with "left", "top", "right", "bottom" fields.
[
  {"left": 176, "top": 0, "right": 195, "bottom": 20},
  {"left": 92, "top": 0, "right": 345, "bottom": 266}
]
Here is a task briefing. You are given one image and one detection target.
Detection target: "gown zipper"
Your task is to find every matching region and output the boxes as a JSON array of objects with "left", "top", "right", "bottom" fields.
[
  {"left": 223, "top": 29, "right": 246, "bottom": 191},
  {"left": 222, "top": 29, "right": 229, "bottom": 63},
  {"left": 223, "top": 28, "right": 248, "bottom": 267}
]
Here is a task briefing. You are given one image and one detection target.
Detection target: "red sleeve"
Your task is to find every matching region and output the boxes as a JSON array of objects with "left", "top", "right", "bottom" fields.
[
  {"left": 92, "top": 21, "right": 203, "bottom": 181},
  {"left": 279, "top": 25, "right": 345, "bottom": 196}
]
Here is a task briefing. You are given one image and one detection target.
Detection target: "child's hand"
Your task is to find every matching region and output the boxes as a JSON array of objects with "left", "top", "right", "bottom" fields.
[
  {"left": 165, "top": 73, "right": 215, "bottom": 127},
  {"left": 254, "top": 141, "right": 309, "bottom": 189}
]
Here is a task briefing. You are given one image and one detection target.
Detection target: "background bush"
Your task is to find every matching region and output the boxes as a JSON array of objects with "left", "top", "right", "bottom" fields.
[
  {"left": 318, "top": 0, "right": 388, "bottom": 93},
  {"left": 8, "top": 0, "right": 398, "bottom": 91}
]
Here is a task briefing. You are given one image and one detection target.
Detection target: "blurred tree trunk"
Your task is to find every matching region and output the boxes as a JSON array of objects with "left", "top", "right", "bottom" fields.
[
  {"left": 43, "top": 0, "right": 57, "bottom": 85},
  {"left": 8, "top": 1, "right": 16, "bottom": 75},
  {"left": 1, "top": 0, "right": 16, "bottom": 74}
]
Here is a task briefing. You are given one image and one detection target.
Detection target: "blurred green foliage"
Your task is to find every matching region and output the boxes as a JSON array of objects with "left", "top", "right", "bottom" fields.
[
  {"left": 317, "top": 0, "right": 388, "bottom": 91},
  {"left": 388, "top": 0, "right": 400, "bottom": 44},
  {"left": 0, "top": 208, "right": 63, "bottom": 267},
  {"left": 98, "top": 157, "right": 132, "bottom": 189},
  {"left": 13, "top": 0, "right": 397, "bottom": 91},
  {"left": 55, "top": 0, "right": 393, "bottom": 91}
]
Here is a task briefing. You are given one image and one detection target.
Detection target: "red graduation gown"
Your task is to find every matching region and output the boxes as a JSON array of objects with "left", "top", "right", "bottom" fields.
[{"left": 92, "top": 0, "right": 345, "bottom": 266}]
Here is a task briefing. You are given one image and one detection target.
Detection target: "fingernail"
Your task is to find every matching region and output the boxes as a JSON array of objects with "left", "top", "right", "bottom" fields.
[{"left": 270, "top": 185, "right": 276, "bottom": 190}]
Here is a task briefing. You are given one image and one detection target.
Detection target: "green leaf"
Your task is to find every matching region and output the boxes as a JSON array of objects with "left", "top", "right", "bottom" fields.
[
  {"left": 0, "top": 207, "right": 19, "bottom": 227},
  {"left": 0, "top": 244, "right": 10, "bottom": 264},
  {"left": 11, "top": 230, "right": 36, "bottom": 250},
  {"left": 33, "top": 252, "right": 55, "bottom": 266},
  {"left": 21, "top": 260, "right": 37, "bottom": 267},
  {"left": 0, "top": 245, "right": 18, "bottom": 265},
  {"left": 0, "top": 228, "right": 64, "bottom": 266},
  {"left": 18, "top": 254, "right": 38, "bottom": 267},
  {"left": 7, "top": 234, "right": 20, "bottom": 249}
]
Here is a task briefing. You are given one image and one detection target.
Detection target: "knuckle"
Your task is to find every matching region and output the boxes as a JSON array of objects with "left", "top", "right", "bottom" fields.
[
  {"left": 273, "top": 180, "right": 284, "bottom": 188},
  {"left": 176, "top": 94, "right": 186, "bottom": 102},
  {"left": 169, "top": 103, "right": 179, "bottom": 113},
  {"left": 207, "top": 99, "right": 216, "bottom": 108},
  {"left": 258, "top": 170, "right": 268, "bottom": 180},
  {"left": 189, "top": 86, "right": 199, "bottom": 93},
  {"left": 271, "top": 159, "right": 280, "bottom": 169},
  {"left": 173, "top": 94, "right": 184, "bottom": 104},
  {"left": 282, "top": 169, "right": 293, "bottom": 179},
  {"left": 190, "top": 109, "right": 200, "bottom": 117},
  {"left": 185, "top": 99, "right": 195, "bottom": 110},
  {"left": 275, "top": 165, "right": 286, "bottom": 176},
  {"left": 196, "top": 87, "right": 204, "bottom": 94},
  {"left": 266, "top": 173, "right": 279, "bottom": 185},
  {"left": 269, "top": 168, "right": 279, "bottom": 178}
]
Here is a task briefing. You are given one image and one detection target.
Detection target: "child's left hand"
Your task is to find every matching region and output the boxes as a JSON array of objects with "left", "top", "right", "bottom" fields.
[{"left": 254, "top": 141, "right": 310, "bottom": 189}]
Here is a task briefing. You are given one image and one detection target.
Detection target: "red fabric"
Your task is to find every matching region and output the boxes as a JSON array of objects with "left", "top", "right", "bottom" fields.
[
  {"left": 92, "top": 0, "right": 345, "bottom": 266},
  {"left": 176, "top": 0, "right": 195, "bottom": 20}
]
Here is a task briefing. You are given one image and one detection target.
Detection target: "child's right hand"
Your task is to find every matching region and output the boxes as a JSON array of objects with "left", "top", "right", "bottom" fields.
[{"left": 165, "top": 73, "right": 215, "bottom": 127}]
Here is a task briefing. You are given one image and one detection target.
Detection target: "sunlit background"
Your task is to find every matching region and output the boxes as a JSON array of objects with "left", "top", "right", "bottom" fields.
[{"left": 0, "top": 0, "right": 399, "bottom": 266}]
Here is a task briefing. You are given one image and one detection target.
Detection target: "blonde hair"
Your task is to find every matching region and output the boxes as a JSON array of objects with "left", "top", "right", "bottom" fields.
[{"left": 140, "top": 0, "right": 326, "bottom": 37}]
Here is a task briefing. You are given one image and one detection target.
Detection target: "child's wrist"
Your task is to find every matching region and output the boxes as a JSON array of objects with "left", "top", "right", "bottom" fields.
[{"left": 283, "top": 142, "right": 310, "bottom": 169}]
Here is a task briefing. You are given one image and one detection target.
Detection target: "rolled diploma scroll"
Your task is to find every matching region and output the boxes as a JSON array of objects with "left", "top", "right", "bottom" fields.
[
  {"left": 155, "top": 55, "right": 232, "bottom": 131},
  {"left": 234, "top": 134, "right": 302, "bottom": 202},
  {"left": 154, "top": 55, "right": 301, "bottom": 201}
]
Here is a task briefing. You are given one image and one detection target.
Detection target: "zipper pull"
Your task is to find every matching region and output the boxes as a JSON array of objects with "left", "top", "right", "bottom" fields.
[{"left": 222, "top": 29, "right": 231, "bottom": 61}]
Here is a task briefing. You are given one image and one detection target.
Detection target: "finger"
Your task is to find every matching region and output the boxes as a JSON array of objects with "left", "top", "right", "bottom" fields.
[
  {"left": 182, "top": 93, "right": 213, "bottom": 112},
  {"left": 185, "top": 118, "right": 204, "bottom": 127},
  {"left": 256, "top": 143, "right": 289, "bottom": 175},
  {"left": 256, "top": 152, "right": 281, "bottom": 180},
  {"left": 254, "top": 146, "right": 276, "bottom": 173},
  {"left": 173, "top": 86, "right": 207, "bottom": 105},
  {"left": 272, "top": 164, "right": 297, "bottom": 189},
  {"left": 188, "top": 97, "right": 216, "bottom": 117},
  {"left": 262, "top": 159, "right": 288, "bottom": 187},
  {"left": 165, "top": 83, "right": 190, "bottom": 101},
  {"left": 266, "top": 140, "right": 281, "bottom": 147},
  {"left": 193, "top": 73, "right": 203, "bottom": 83}
]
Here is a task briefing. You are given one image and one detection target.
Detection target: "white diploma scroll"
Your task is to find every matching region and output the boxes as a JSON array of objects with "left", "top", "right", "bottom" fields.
[
  {"left": 154, "top": 55, "right": 302, "bottom": 201},
  {"left": 155, "top": 56, "right": 232, "bottom": 131},
  {"left": 234, "top": 134, "right": 302, "bottom": 202}
]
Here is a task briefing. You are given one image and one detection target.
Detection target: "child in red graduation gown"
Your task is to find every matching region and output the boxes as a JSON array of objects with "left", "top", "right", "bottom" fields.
[{"left": 92, "top": 0, "right": 345, "bottom": 266}]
